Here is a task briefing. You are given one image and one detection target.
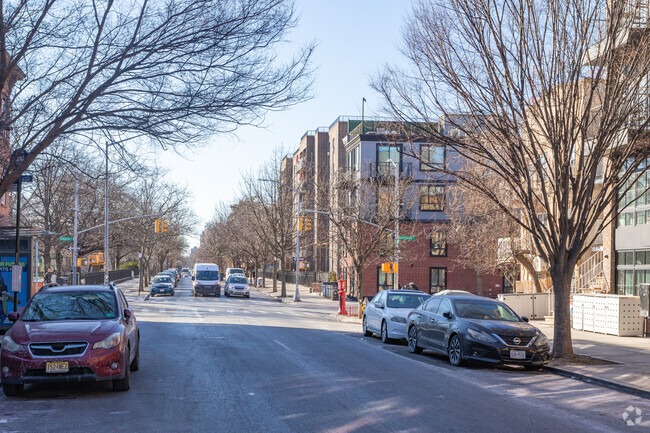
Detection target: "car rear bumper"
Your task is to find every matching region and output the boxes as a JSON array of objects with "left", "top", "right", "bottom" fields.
[{"left": 1, "top": 345, "right": 127, "bottom": 385}]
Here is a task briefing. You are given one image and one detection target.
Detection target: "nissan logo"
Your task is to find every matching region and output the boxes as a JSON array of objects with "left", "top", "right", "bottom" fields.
[{"left": 513, "top": 337, "right": 522, "bottom": 345}]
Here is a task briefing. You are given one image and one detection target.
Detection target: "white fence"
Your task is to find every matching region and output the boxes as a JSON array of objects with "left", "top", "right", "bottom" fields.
[{"left": 497, "top": 292, "right": 554, "bottom": 320}]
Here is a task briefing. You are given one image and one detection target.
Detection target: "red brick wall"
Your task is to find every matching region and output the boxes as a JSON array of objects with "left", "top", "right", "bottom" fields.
[{"left": 343, "top": 222, "right": 503, "bottom": 299}]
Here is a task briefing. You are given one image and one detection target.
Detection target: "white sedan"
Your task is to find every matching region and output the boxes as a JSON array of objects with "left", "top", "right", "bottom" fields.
[
  {"left": 363, "top": 290, "right": 430, "bottom": 343},
  {"left": 224, "top": 276, "right": 250, "bottom": 298}
]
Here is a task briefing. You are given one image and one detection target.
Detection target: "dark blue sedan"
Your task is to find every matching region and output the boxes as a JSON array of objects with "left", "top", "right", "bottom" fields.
[{"left": 151, "top": 275, "right": 175, "bottom": 297}]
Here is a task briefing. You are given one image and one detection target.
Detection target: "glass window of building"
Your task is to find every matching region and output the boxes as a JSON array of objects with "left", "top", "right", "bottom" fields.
[
  {"left": 430, "top": 268, "right": 447, "bottom": 293},
  {"left": 420, "top": 185, "right": 445, "bottom": 211},
  {"left": 378, "top": 267, "right": 394, "bottom": 291},
  {"left": 420, "top": 145, "right": 445, "bottom": 171},
  {"left": 377, "top": 145, "right": 401, "bottom": 175},
  {"left": 430, "top": 231, "right": 447, "bottom": 256}
]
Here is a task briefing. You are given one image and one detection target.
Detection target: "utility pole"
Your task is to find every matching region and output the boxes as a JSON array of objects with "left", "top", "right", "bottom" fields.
[
  {"left": 387, "top": 159, "right": 399, "bottom": 290},
  {"left": 104, "top": 140, "right": 109, "bottom": 285},
  {"left": 13, "top": 175, "right": 22, "bottom": 312},
  {"left": 72, "top": 178, "right": 78, "bottom": 285}
]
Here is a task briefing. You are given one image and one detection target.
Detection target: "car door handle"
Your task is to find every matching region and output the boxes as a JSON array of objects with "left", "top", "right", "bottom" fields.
[{"left": 429, "top": 318, "right": 436, "bottom": 323}]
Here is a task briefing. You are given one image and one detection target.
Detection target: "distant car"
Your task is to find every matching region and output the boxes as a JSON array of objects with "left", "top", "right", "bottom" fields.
[
  {"left": 160, "top": 271, "right": 177, "bottom": 287},
  {"left": 225, "top": 268, "right": 245, "bottom": 280},
  {"left": 405, "top": 295, "right": 550, "bottom": 369},
  {"left": 224, "top": 275, "right": 250, "bottom": 298},
  {"left": 434, "top": 290, "right": 475, "bottom": 296},
  {"left": 0, "top": 284, "right": 140, "bottom": 396},
  {"left": 363, "top": 290, "right": 430, "bottom": 343},
  {"left": 166, "top": 269, "right": 180, "bottom": 284},
  {"left": 151, "top": 275, "right": 174, "bottom": 297}
]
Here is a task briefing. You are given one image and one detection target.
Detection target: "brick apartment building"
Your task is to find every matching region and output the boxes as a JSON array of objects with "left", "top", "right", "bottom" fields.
[{"left": 282, "top": 115, "right": 503, "bottom": 299}]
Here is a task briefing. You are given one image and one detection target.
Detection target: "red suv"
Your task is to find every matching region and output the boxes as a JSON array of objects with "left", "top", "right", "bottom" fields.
[{"left": 0, "top": 284, "right": 140, "bottom": 396}]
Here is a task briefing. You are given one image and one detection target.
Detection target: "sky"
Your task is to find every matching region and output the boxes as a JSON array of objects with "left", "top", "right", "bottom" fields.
[{"left": 155, "top": 1, "right": 414, "bottom": 249}]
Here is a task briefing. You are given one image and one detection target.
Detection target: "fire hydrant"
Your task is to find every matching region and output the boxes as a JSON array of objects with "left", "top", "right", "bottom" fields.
[{"left": 337, "top": 277, "right": 347, "bottom": 315}]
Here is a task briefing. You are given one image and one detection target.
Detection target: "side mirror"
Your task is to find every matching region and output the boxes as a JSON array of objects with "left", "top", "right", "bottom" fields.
[
  {"left": 124, "top": 308, "right": 132, "bottom": 320},
  {"left": 375, "top": 302, "right": 384, "bottom": 309},
  {"left": 521, "top": 316, "right": 529, "bottom": 322},
  {"left": 191, "top": 276, "right": 195, "bottom": 281},
  {"left": 8, "top": 312, "right": 19, "bottom": 322},
  {"left": 442, "top": 311, "right": 452, "bottom": 319}
]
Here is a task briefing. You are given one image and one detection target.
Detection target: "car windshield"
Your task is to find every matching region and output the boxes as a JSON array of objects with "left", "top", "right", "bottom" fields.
[
  {"left": 154, "top": 276, "right": 172, "bottom": 284},
  {"left": 230, "top": 269, "right": 244, "bottom": 274},
  {"left": 386, "top": 293, "right": 429, "bottom": 308},
  {"left": 229, "top": 276, "right": 248, "bottom": 284},
  {"left": 454, "top": 300, "right": 520, "bottom": 322},
  {"left": 196, "top": 270, "right": 219, "bottom": 280},
  {"left": 22, "top": 291, "right": 117, "bottom": 321}
]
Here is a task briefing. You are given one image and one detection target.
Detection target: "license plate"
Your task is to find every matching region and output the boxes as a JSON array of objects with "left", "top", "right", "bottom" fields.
[
  {"left": 510, "top": 350, "right": 526, "bottom": 360},
  {"left": 46, "top": 361, "right": 69, "bottom": 373}
]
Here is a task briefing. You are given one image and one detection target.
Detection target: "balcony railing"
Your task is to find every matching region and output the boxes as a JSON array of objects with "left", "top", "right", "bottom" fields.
[{"left": 370, "top": 162, "right": 413, "bottom": 178}]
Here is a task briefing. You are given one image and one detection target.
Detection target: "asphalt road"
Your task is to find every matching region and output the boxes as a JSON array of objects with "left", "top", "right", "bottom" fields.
[{"left": 1, "top": 277, "right": 649, "bottom": 432}]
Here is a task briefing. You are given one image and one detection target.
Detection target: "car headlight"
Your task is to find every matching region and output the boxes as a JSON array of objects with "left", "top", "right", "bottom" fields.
[
  {"left": 467, "top": 328, "right": 497, "bottom": 343},
  {"left": 390, "top": 315, "right": 406, "bottom": 323},
  {"left": 536, "top": 332, "right": 548, "bottom": 346},
  {"left": 92, "top": 332, "right": 122, "bottom": 350},
  {"left": 1, "top": 335, "right": 26, "bottom": 353}
]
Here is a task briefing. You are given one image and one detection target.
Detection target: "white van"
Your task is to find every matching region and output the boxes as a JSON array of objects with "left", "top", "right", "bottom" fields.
[
  {"left": 192, "top": 263, "right": 221, "bottom": 297},
  {"left": 225, "top": 267, "right": 246, "bottom": 280}
]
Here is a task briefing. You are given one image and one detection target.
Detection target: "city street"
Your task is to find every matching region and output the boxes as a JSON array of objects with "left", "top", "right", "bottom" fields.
[{"left": 1, "top": 277, "right": 649, "bottom": 432}]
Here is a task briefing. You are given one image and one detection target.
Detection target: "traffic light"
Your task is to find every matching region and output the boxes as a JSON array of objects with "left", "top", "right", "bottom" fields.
[
  {"left": 161, "top": 220, "right": 168, "bottom": 233},
  {"left": 298, "top": 217, "right": 304, "bottom": 231},
  {"left": 155, "top": 219, "right": 161, "bottom": 233},
  {"left": 304, "top": 218, "right": 312, "bottom": 231}
]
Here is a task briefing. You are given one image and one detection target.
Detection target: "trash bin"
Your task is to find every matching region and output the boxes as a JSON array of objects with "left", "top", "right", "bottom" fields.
[
  {"left": 257, "top": 277, "right": 263, "bottom": 287},
  {"left": 58, "top": 276, "right": 69, "bottom": 286}
]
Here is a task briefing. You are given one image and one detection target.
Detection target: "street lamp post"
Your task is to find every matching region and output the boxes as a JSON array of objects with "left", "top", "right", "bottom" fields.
[
  {"left": 386, "top": 159, "right": 399, "bottom": 290},
  {"left": 259, "top": 178, "right": 301, "bottom": 302},
  {"left": 104, "top": 140, "right": 109, "bottom": 285}
]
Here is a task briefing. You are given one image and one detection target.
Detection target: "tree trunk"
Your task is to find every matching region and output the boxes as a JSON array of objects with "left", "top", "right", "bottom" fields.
[
  {"left": 43, "top": 241, "right": 52, "bottom": 271},
  {"left": 475, "top": 269, "right": 483, "bottom": 296},
  {"left": 550, "top": 267, "right": 574, "bottom": 359},
  {"left": 516, "top": 253, "right": 544, "bottom": 293},
  {"left": 262, "top": 262, "right": 266, "bottom": 288},
  {"left": 357, "top": 270, "right": 364, "bottom": 318},
  {"left": 273, "top": 259, "right": 277, "bottom": 293}
]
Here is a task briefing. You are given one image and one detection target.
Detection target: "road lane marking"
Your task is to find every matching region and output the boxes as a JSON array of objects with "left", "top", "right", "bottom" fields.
[{"left": 273, "top": 340, "right": 292, "bottom": 351}]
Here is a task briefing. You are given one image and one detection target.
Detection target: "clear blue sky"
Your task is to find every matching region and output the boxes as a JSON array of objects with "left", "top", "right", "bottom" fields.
[{"left": 156, "top": 0, "right": 413, "bottom": 248}]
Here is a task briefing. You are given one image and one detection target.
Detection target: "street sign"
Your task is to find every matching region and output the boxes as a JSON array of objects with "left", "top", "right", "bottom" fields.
[
  {"left": 11, "top": 264, "right": 21, "bottom": 292},
  {"left": 13, "top": 175, "right": 33, "bottom": 184},
  {"left": 59, "top": 236, "right": 73, "bottom": 241},
  {"left": 398, "top": 235, "right": 416, "bottom": 241}
]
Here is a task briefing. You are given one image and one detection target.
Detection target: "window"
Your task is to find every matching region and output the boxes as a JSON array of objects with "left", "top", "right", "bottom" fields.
[
  {"left": 425, "top": 297, "right": 441, "bottom": 313},
  {"left": 617, "top": 270, "right": 635, "bottom": 295},
  {"left": 377, "top": 145, "right": 401, "bottom": 175},
  {"left": 618, "top": 212, "right": 635, "bottom": 227},
  {"left": 347, "top": 146, "right": 359, "bottom": 172},
  {"left": 420, "top": 185, "right": 445, "bottom": 211},
  {"left": 430, "top": 267, "right": 447, "bottom": 293},
  {"left": 437, "top": 299, "right": 452, "bottom": 316},
  {"left": 430, "top": 231, "right": 447, "bottom": 256},
  {"left": 618, "top": 251, "right": 634, "bottom": 265},
  {"left": 378, "top": 267, "right": 394, "bottom": 291},
  {"left": 420, "top": 145, "right": 445, "bottom": 171}
]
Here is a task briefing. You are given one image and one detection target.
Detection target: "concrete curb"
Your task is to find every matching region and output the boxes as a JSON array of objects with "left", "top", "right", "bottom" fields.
[{"left": 543, "top": 365, "right": 650, "bottom": 400}]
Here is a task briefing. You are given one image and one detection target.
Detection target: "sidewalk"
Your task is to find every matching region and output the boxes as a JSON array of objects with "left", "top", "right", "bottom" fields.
[
  {"left": 534, "top": 321, "right": 650, "bottom": 398},
  {"left": 253, "top": 282, "right": 363, "bottom": 323},
  {"left": 114, "top": 277, "right": 149, "bottom": 301}
]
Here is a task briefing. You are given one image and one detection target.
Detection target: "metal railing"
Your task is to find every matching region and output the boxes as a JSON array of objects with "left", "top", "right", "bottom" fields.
[
  {"left": 370, "top": 162, "right": 413, "bottom": 178},
  {"left": 574, "top": 251, "right": 609, "bottom": 293},
  {"left": 83, "top": 269, "right": 139, "bottom": 285}
]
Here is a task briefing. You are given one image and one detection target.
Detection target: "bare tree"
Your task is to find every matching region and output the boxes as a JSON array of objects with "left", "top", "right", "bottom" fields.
[
  {"left": 328, "top": 168, "right": 417, "bottom": 316},
  {"left": 375, "top": 0, "right": 650, "bottom": 358},
  {"left": 240, "top": 149, "right": 295, "bottom": 297},
  {"left": 0, "top": 0, "right": 313, "bottom": 195}
]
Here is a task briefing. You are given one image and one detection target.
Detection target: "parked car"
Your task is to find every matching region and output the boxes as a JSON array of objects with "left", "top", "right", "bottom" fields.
[
  {"left": 405, "top": 295, "right": 550, "bottom": 369},
  {"left": 225, "top": 268, "right": 245, "bottom": 280},
  {"left": 434, "top": 290, "right": 475, "bottom": 296},
  {"left": 166, "top": 268, "right": 180, "bottom": 284},
  {"left": 0, "top": 284, "right": 140, "bottom": 396},
  {"left": 363, "top": 289, "right": 430, "bottom": 343},
  {"left": 192, "top": 263, "right": 221, "bottom": 297},
  {"left": 224, "top": 275, "right": 250, "bottom": 298},
  {"left": 150, "top": 275, "right": 174, "bottom": 297},
  {"left": 160, "top": 271, "right": 178, "bottom": 288}
]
